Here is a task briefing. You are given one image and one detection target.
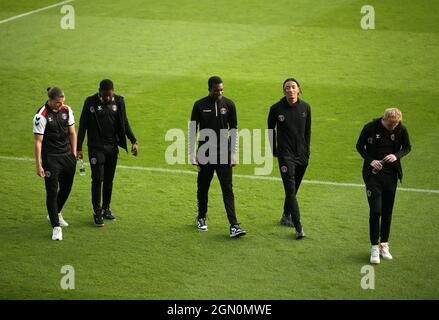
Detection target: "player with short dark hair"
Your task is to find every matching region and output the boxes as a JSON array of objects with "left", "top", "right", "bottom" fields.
[
  {"left": 188, "top": 76, "right": 246, "bottom": 238},
  {"left": 33, "top": 87, "right": 77, "bottom": 240},
  {"left": 77, "top": 79, "right": 138, "bottom": 226},
  {"left": 356, "top": 107, "right": 411, "bottom": 264},
  {"left": 268, "top": 78, "right": 311, "bottom": 239}
]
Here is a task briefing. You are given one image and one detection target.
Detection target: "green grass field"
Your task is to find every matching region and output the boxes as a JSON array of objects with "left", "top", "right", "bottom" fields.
[{"left": 0, "top": 0, "right": 438, "bottom": 300}]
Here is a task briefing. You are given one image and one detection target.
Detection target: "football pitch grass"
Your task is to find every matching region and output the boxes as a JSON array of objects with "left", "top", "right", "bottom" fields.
[{"left": 0, "top": 0, "right": 438, "bottom": 299}]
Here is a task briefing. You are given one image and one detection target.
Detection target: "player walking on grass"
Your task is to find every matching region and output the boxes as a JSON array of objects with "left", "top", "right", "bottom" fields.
[
  {"left": 77, "top": 79, "right": 138, "bottom": 227},
  {"left": 356, "top": 108, "right": 411, "bottom": 264},
  {"left": 268, "top": 78, "right": 311, "bottom": 240},
  {"left": 189, "top": 76, "right": 246, "bottom": 238},
  {"left": 33, "top": 87, "right": 77, "bottom": 241}
]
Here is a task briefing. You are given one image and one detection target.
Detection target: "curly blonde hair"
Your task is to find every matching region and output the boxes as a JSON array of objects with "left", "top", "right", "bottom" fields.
[{"left": 383, "top": 107, "right": 402, "bottom": 123}]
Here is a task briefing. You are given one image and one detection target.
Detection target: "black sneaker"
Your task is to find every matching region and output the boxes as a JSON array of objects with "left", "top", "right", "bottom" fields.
[
  {"left": 280, "top": 214, "right": 294, "bottom": 227},
  {"left": 230, "top": 224, "right": 246, "bottom": 238},
  {"left": 295, "top": 227, "right": 305, "bottom": 240},
  {"left": 93, "top": 211, "right": 105, "bottom": 227},
  {"left": 103, "top": 209, "right": 116, "bottom": 221},
  {"left": 197, "top": 218, "right": 208, "bottom": 231}
]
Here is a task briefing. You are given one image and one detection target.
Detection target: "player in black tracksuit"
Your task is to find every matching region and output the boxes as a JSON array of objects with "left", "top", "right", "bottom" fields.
[
  {"left": 33, "top": 87, "right": 77, "bottom": 240},
  {"left": 77, "top": 79, "right": 138, "bottom": 226},
  {"left": 268, "top": 78, "right": 311, "bottom": 239},
  {"left": 188, "top": 76, "right": 246, "bottom": 238},
  {"left": 356, "top": 108, "right": 411, "bottom": 263}
]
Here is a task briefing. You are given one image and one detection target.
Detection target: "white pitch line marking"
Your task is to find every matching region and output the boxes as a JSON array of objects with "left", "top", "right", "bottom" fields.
[
  {"left": 0, "top": 155, "right": 438, "bottom": 194},
  {"left": 0, "top": 0, "right": 74, "bottom": 25}
]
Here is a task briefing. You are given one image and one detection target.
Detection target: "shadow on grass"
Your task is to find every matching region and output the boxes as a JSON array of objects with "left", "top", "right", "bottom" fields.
[{"left": 347, "top": 252, "right": 370, "bottom": 265}]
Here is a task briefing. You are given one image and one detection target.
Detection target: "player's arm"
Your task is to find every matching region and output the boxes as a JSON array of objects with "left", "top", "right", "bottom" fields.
[
  {"left": 395, "top": 126, "right": 412, "bottom": 159},
  {"left": 229, "top": 102, "right": 238, "bottom": 167},
  {"left": 356, "top": 124, "right": 382, "bottom": 170},
  {"left": 67, "top": 106, "right": 77, "bottom": 158},
  {"left": 33, "top": 113, "right": 46, "bottom": 177},
  {"left": 188, "top": 103, "right": 200, "bottom": 165},
  {"left": 119, "top": 97, "right": 138, "bottom": 156},
  {"left": 384, "top": 126, "right": 412, "bottom": 163},
  {"left": 34, "top": 134, "right": 45, "bottom": 177},
  {"left": 356, "top": 125, "right": 373, "bottom": 162},
  {"left": 305, "top": 105, "right": 311, "bottom": 156},
  {"left": 77, "top": 98, "right": 89, "bottom": 159},
  {"left": 267, "top": 106, "right": 277, "bottom": 157},
  {"left": 68, "top": 125, "right": 77, "bottom": 158}
]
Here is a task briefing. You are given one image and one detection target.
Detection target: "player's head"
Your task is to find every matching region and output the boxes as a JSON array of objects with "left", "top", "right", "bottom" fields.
[
  {"left": 99, "top": 79, "right": 114, "bottom": 102},
  {"left": 208, "top": 76, "right": 224, "bottom": 101},
  {"left": 382, "top": 107, "right": 402, "bottom": 130},
  {"left": 47, "top": 87, "right": 65, "bottom": 109},
  {"left": 283, "top": 78, "right": 301, "bottom": 101}
]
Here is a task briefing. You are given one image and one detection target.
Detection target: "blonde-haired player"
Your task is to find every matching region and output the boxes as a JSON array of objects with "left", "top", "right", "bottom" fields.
[{"left": 356, "top": 108, "right": 411, "bottom": 264}]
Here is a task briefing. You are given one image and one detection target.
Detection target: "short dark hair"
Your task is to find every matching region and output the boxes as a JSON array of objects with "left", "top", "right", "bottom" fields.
[
  {"left": 99, "top": 79, "right": 114, "bottom": 91},
  {"left": 283, "top": 78, "right": 302, "bottom": 94},
  {"left": 47, "top": 87, "right": 64, "bottom": 99},
  {"left": 208, "top": 76, "right": 223, "bottom": 90}
]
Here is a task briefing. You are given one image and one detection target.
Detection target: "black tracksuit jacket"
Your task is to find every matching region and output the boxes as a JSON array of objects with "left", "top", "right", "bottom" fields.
[
  {"left": 356, "top": 118, "right": 411, "bottom": 182},
  {"left": 268, "top": 97, "right": 311, "bottom": 166},
  {"left": 189, "top": 95, "right": 238, "bottom": 160},
  {"left": 77, "top": 93, "right": 137, "bottom": 152}
]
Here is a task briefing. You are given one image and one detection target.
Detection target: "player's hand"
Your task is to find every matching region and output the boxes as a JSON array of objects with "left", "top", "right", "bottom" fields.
[
  {"left": 383, "top": 154, "right": 397, "bottom": 163},
  {"left": 190, "top": 153, "right": 198, "bottom": 165},
  {"left": 36, "top": 165, "right": 45, "bottom": 177},
  {"left": 370, "top": 160, "right": 383, "bottom": 170},
  {"left": 131, "top": 143, "right": 138, "bottom": 156},
  {"left": 76, "top": 150, "right": 83, "bottom": 160},
  {"left": 230, "top": 153, "right": 237, "bottom": 167}
]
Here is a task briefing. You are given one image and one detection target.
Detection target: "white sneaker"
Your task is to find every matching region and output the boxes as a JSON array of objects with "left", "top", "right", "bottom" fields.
[
  {"left": 197, "top": 218, "right": 208, "bottom": 231},
  {"left": 58, "top": 213, "right": 69, "bottom": 227},
  {"left": 47, "top": 213, "right": 69, "bottom": 227},
  {"left": 379, "top": 242, "right": 393, "bottom": 260},
  {"left": 52, "top": 226, "right": 63, "bottom": 241},
  {"left": 370, "top": 245, "right": 380, "bottom": 264}
]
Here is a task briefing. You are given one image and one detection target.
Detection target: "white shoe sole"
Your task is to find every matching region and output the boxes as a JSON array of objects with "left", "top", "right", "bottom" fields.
[
  {"left": 230, "top": 231, "right": 246, "bottom": 238},
  {"left": 52, "top": 232, "right": 62, "bottom": 241}
]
